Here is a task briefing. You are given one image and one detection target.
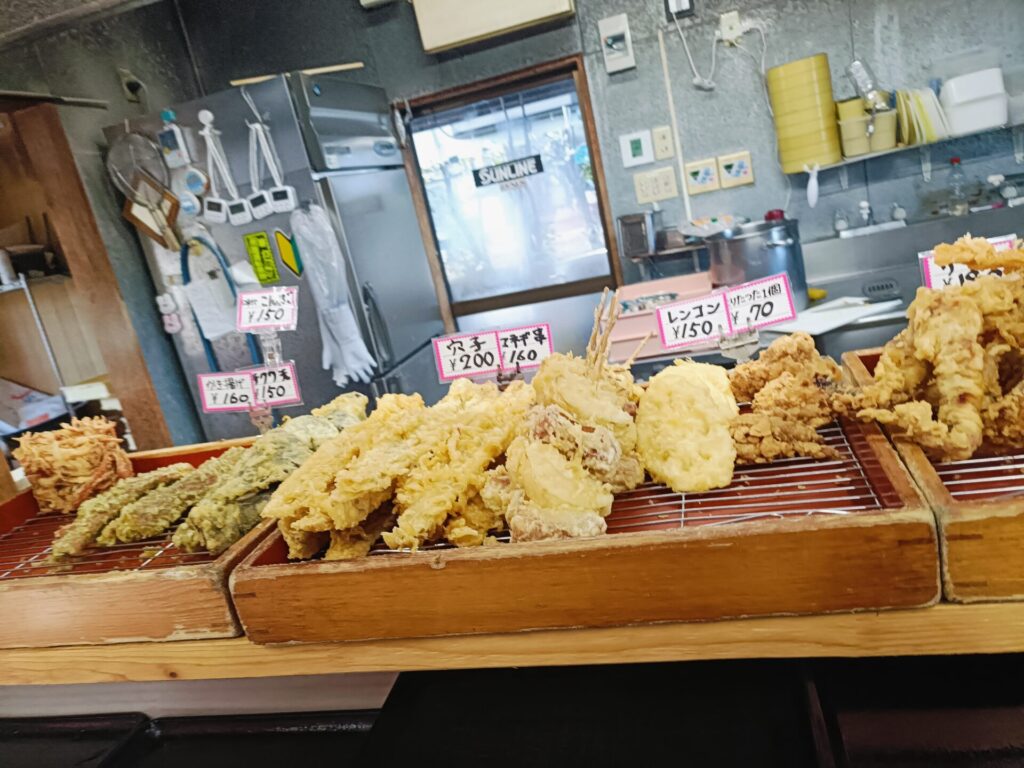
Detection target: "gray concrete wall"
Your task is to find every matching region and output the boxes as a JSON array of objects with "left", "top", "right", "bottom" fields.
[{"left": 0, "top": 2, "right": 204, "bottom": 444}]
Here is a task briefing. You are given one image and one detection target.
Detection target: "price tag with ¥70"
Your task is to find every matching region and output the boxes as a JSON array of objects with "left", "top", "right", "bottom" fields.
[
  {"left": 498, "top": 323, "right": 553, "bottom": 370},
  {"left": 432, "top": 331, "right": 502, "bottom": 382},
  {"left": 236, "top": 287, "right": 298, "bottom": 332},
  {"left": 919, "top": 233, "right": 1016, "bottom": 290},
  {"left": 656, "top": 293, "right": 732, "bottom": 349},
  {"left": 725, "top": 273, "right": 798, "bottom": 331},
  {"left": 197, "top": 372, "right": 256, "bottom": 413},
  {"left": 251, "top": 362, "right": 302, "bottom": 407}
]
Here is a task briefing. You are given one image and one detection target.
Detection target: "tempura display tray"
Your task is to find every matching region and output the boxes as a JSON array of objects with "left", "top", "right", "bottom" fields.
[
  {"left": 230, "top": 419, "right": 939, "bottom": 645},
  {"left": 0, "top": 438, "right": 272, "bottom": 649},
  {"left": 847, "top": 349, "right": 1024, "bottom": 603}
]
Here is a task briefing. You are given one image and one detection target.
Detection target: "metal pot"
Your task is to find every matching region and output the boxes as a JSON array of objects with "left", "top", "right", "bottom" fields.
[{"left": 704, "top": 219, "right": 808, "bottom": 311}]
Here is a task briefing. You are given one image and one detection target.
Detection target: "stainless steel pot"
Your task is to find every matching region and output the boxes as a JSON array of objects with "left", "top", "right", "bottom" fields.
[{"left": 705, "top": 219, "right": 809, "bottom": 311}]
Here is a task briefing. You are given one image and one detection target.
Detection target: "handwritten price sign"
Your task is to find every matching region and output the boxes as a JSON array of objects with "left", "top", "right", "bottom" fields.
[
  {"left": 433, "top": 332, "right": 502, "bottom": 382},
  {"left": 656, "top": 273, "right": 797, "bottom": 349},
  {"left": 197, "top": 372, "right": 255, "bottom": 413},
  {"left": 251, "top": 362, "right": 302, "bottom": 407},
  {"left": 236, "top": 287, "right": 298, "bottom": 332},
  {"left": 498, "top": 323, "right": 553, "bottom": 370},
  {"left": 657, "top": 295, "right": 733, "bottom": 349},
  {"left": 919, "top": 234, "right": 1016, "bottom": 290}
]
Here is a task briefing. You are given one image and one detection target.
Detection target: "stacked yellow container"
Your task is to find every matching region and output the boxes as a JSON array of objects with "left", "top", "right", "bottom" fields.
[{"left": 767, "top": 54, "right": 842, "bottom": 173}]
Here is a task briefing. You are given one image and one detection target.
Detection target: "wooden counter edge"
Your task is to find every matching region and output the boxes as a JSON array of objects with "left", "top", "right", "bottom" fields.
[{"left": 2, "top": 602, "right": 1023, "bottom": 686}]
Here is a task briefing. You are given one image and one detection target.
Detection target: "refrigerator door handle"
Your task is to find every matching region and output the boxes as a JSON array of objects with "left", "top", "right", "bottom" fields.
[{"left": 363, "top": 281, "right": 394, "bottom": 368}]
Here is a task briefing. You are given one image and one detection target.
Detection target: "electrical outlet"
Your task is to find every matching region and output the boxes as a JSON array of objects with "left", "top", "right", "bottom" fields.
[
  {"left": 665, "top": 0, "right": 695, "bottom": 20},
  {"left": 719, "top": 11, "right": 743, "bottom": 43},
  {"left": 652, "top": 125, "right": 674, "bottom": 160},
  {"left": 635, "top": 166, "right": 679, "bottom": 204}
]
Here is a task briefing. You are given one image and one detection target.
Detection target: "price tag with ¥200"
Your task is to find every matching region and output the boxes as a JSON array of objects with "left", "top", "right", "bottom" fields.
[
  {"left": 725, "top": 273, "right": 798, "bottom": 331},
  {"left": 656, "top": 293, "right": 732, "bottom": 350},
  {"left": 197, "top": 372, "right": 255, "bottom": 413},
  {"left": 919, "top": 233, "right": 1016, "bottom": 290},
  {"left": 236, "top": 287, "right": 298, "bottom": 332},
  {"left": 498, "top": 323, "right": 553, "bottom": 370},
  {"left": 251, "top": 362, "right": 302, "bottom": 407},
  {"left": 432, "top": 331, "right": 502, "bottom": 382}
]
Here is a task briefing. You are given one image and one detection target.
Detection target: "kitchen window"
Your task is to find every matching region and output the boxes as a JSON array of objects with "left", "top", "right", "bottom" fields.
[{"left": 406, "top": 58, "right": 619, "bottom": 320}]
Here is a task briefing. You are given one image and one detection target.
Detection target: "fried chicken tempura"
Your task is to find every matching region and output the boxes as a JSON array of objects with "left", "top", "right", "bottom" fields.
[
  {"left": 753, "top": 371, "right": 834, "bottom": 428},
  {"left": 731, "top": 413, "right": 840, "bottom": 464},
  {"left": 383, "top": 381, "right": 534, "bottom": 550},
  {"left": 50, "top": 464, "right": 193, "bottom": 560},
  {"left": 637, "top": 360, "right": 738, "bottom": 492},
  {"left": 15, "top": 417, "right": 132, "bottom": 514},
  {"left": 728, "top": 332, "right": 841, "bottom": 402},
  {"left": 933, "top": 234, "right": 1024, "bottom": 272}
]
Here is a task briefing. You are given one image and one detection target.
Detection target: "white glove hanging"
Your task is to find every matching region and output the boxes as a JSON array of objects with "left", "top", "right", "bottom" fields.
[{"left": 291, "top": 204, "right": 377, "bottom": 388}]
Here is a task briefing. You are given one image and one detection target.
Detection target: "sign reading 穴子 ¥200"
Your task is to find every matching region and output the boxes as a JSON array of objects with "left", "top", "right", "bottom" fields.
[{"left": 473, "top": 155, "right": 545, "bottom": 188}]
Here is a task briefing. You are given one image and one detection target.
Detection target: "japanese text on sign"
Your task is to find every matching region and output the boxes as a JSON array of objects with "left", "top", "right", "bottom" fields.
[
  {"left": 919, "top": 234, "right": 1016, "bottom": 290},
  {"left": 726, "top": 273, "right": 797, "bottom": 331},
  {"left": 244, "top": 231, "right": 280, "bottom": 285},
  {"left": 657, "top": 295, "right": 733, "bottom": 349},
  {"left": 251, "top": 362, "right": 302, "bottom": 407},
  {"left": 433, "top": 332, "right": 502, "bottom": 382},
  {"left": 237, "top": 287, "right": 298, "bottom": 332},
  {"left": 655, "top": 273, "right": 797, "bottom": 350},
  {"left": 498, "top": 324, "right": 553, "bottom": 370},
  {"left": 198, "top": 372, "right": 255, "bottom": 413}
]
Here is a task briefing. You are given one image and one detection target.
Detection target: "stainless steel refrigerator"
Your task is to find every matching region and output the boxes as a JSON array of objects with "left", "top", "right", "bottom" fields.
[{"left": 105, "top": 75, "right": 446, "bottom": 440}]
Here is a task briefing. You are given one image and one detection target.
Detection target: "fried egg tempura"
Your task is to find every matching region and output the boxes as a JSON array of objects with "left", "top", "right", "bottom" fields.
[{"left": 637, "top": 360, "right": 738, "bottom": 492}]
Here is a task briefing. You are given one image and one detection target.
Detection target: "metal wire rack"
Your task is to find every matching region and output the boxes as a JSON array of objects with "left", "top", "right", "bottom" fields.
[
  {"left": 930, "top": 451, "right": 1024, "bottom": 502},
  {"left": 0, "top": 512, "right": 215, "bottom": 583}
]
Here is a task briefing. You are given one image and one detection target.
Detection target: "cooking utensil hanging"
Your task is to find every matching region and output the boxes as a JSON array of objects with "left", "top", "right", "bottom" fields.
[{"left": 106, "top": 131, "right": 181, "bottom": 250}]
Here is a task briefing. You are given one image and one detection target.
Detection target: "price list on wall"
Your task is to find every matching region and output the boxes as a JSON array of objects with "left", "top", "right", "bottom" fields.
[
  {"left": 433, "top": 323, "right": 554, "bottom": 382},
  {"left": 657, "top": 273, "right": 798, "bottom": 350},
  {"left": 251, "top": 362, "right": 302, "bottom": 407},
  {"left": 198, "top": 372, "right": 256, "bottom": 412},
  {"left": 236, "top": 286, "right": 298, "bottom": 332}
]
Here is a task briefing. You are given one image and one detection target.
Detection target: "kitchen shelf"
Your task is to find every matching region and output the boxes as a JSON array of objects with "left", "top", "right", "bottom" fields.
[
  {"left": 787, "top": 122, "right": 1024, "bottom": 176},
  {"left": 2, "top": 603, "right": 1023, "bottom": 686}
]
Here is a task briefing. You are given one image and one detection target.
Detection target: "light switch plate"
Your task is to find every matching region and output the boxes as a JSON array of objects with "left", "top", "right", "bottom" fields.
[
  {"left": 717, "top": 150, "right": 754, "bottom": 188},
  {"left": 684, "top": 158, "right": 720, "bottom": 195},
  {"left": 620, "top": 129, "right": 654, "bottom": 168},
  {"left": 652, "top": 125, "right": 674, "bottom": 160},
  {"left": 598, "top": 14, "right": 636, "bottom": 74},
  {"left": 635, "top": 166, "right": 679, "bottom": 204},
  {"left": 666, "top": 0, "right": 695, "bottom": 19}
]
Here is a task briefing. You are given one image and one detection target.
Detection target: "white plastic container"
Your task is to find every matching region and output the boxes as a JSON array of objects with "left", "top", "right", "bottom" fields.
[
  {"left": 940, "top": 68, "right": 1006, "bottom": 106},
  {"left": 941, "top": 68, "right": 1008, "bottom": 136}
]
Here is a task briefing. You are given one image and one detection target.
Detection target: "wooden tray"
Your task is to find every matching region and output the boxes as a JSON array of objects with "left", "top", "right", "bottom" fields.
[
  {"left": 0, "top": 437, "right": 272, "bottom": 649},
  {"left": 231, "top": 420, "right": 940, "bottom": 645},
  {"left": 846, "top": 349, "right": 1024, "bottom": 603}
]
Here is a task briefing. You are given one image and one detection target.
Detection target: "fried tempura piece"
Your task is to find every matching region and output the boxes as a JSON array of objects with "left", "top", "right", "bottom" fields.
[
  {"left": 933, "top": 234, "right": 1024, "bottom": 272},
  {"left": 263, "top": 394, "right": 426, "bottom": 559},
  {"left": 173, "top": 491, "right": 271, "bottom": 555},
  {"left": 731, "top": 414, "right": 840, "bottom": 464},
  {"left": 505, "top": 492, "right": 607, "bottom": 542},
  {"left": 50, "top": 463, "right": 193, "bottom": 560},
  {"left": 383, "top": 381, "right": 533, "bottom": 551},
  {"left": 97, "top": 447, "right": 245, "bottom": 546},
  {"left": 15, "top": 417, "right": 132, "bottom": 514},
  {"left": 729, "top": 332, "right": 841, "bottom": 402},
  {"left": 505, "top": 435, "right": 614, "bottom": 515},
  {"left": 325, "top": 506, "right": 397, "bottom": 560},
  {"left": 834, "top": 328, "right": 930, "bottom": 415},
  {"left": 983, "top": 379, "right": 1024, "bottom": 451},
  {"left": 753, "top": 371, "right": 834, "bottom": 428},
  {"left": 444, "top": 493, "right": 503, "bottom": 547},
  {"left": 637, "top": 360, "right": 738, "bottom": 492}
]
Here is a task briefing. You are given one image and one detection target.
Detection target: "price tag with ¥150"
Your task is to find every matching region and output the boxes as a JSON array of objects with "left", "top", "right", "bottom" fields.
[
  {"left": 725, "top": 273, "right": 797, "bottom": 331},
  {"left": 251, "top": 362, "right": 302, "bottom": 407},
  {"left": 919, "top": 233, "right": 1016, "bottom": 290},
  {"left": 197, "top": 372, "right": 255, "bottom": 413},
  {"left": 236, "top": 287, "right": 298, "bottom": 332},
  {"left": 498, "top": 323, "right": 553, "bottom": 371},
  {"left": 656, "top": 293, "right": 732, "bottom": 350},
  {"left": 432, "top": 331, "right": 502, "bottom": 382}
]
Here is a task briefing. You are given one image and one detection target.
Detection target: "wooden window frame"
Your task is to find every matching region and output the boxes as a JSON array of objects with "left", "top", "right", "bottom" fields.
[{"left": 398, "top": 55, "right": 622, "bottom": 321}]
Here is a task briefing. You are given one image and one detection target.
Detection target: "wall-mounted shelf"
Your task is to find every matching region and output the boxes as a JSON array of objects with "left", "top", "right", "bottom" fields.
[{"left": 787, "top": 122, "right": 1024, "bottom": 179}]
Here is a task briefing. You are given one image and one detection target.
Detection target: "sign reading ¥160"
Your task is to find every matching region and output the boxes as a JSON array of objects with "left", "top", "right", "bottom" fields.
[{"left": 473, "top": 155, "right": 545, "bottom": 188}]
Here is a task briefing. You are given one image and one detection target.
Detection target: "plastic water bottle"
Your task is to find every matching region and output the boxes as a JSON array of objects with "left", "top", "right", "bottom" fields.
[{"left": 948, "top": 157, "right": 969, "bottom": 216}]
